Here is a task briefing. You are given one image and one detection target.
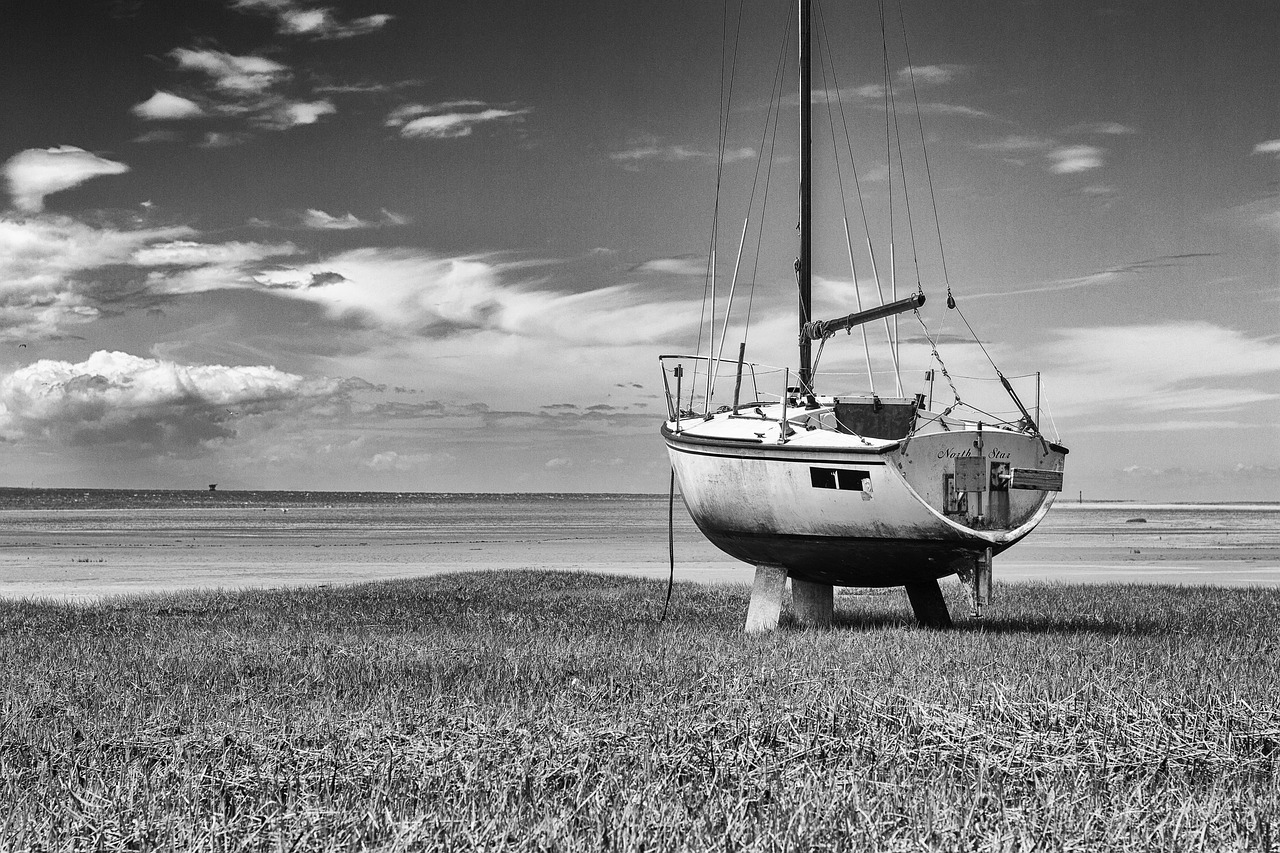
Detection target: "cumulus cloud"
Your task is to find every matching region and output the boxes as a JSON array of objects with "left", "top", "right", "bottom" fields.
[
  {"left": 278, "top": 100, "right": 336, "bottom": 127},
  {"left": 4, "top": 147, "right": 129, "bottom": 213},
  {"left": 386, "top": 102, "right": 531, "bottom": 140},
  {"left": 0, "top": 351, "right": 342, "bottom": 452},
  {"left": 131, "top": 91, "right": 205, "bottom": 120}
]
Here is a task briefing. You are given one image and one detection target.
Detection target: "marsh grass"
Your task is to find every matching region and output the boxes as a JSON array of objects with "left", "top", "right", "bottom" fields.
[{"left": 2, "top": 571, "right": 1278, "bottom": 851}]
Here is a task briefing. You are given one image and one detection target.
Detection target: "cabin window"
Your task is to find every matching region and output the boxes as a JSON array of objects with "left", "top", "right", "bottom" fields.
[{"left": 810, "top": 467, "right": 868, "bottom": 491}]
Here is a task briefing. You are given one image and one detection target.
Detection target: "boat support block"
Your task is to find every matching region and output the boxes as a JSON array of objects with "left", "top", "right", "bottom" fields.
[
  {"left": 745, "top": 564, "right": 788, "bottom": 633},
  {"left": 791, "top": 578, "right": 833, "bottom": 628},
  {"left": 904, "top": 580, "right": 953, "bottom": 629}
]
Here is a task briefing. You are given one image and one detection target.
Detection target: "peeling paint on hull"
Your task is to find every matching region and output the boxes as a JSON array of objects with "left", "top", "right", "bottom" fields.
[{"left": 664, "top": 419, "right": 1065, "bottom": 588}]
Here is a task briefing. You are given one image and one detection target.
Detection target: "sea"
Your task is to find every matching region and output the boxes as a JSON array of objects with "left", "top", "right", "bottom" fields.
[{"left": 1, "top": 488, "right": 1278, "bottom": 601}]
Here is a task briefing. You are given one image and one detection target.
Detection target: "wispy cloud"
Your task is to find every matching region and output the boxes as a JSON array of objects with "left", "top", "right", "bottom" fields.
[
  {"left": 631, "top": 256, "right": 706, "bottom": 277},
  {"left": 1041, "top": 322, "right": 1280, "bottom": 419},
  {"left": 171, "top": 48, "right": 288, "bottom": 94},
  {"left": 1065, "top": 121, "right": 1137, "bottom": 136},
  {"left": 3, "top": 147, "right": 129, "bottom": 213},
  {"left": 302, "top": 209, "right": 371, "bottom": 230},
  {"left": 1048, "top": 144, "right": 1105, "bottom": 174},
  {"left": 232, "top": 0, "right": 393, "bottom": 40},
  {"left": 896, "top": 64, "right": 967, "bottom": 86},
  {"left": 610, "top": 137, "right": 755, "bottom": 168},
  {"left": 964, "top": 254, "right": 1216, "bottom": 300},
  {"left": 386, "top": 102, "right": 531, "bottom": 140},
  {"left": 975, "top": 132, "right": 1119, "bottom": 174},
  {"left": 1253, "top": 139, "right": 1280, "bottom": 158},
  {"left": 251, "top": 249, "right": 700, "bottom": 345},
  {"left": 154, "top": 48, "right": 338, "bottom": 135},
  {"left": 0, "top": 216, "right": 306, "bottom": 339}
]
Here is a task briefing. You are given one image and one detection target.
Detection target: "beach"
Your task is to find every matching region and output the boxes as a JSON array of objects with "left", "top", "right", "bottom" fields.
[{"left": 2, "top": 491, "right": 1279, "bottom": 601}]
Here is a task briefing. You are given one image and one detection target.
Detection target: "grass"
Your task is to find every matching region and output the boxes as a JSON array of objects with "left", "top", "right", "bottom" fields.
[{"left": 1, "top": 570, "right": 1278, "bottom": 851}]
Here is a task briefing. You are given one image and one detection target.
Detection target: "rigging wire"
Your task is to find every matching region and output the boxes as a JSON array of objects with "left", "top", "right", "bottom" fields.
[
  {"left": 700, "top": 0, "right": 745, "bottom": 410},
  {"left": 896, "top": 0, "right": 953, "bottom": 296},
  {"left": 742, "top": 4, "right": 794, "bottom": 348},
  {"left": 815, "top": 2, "right": 874, "bottom": 391},
  {"left": 710, "top": 2, "right": 791, "bottom": 393}
]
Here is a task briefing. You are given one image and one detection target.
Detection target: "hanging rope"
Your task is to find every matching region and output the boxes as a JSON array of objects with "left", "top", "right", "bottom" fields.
[{"left": 660, "top": 468, "right": 676, "bottom": 622}]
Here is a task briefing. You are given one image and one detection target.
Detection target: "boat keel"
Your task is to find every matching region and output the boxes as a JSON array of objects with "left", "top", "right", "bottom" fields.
[
  {"left": 904, "top": 580, "right": 953, "bottom": 629},
  {"left": 792, "top": 578, "right": 834, "bottom": 628}
]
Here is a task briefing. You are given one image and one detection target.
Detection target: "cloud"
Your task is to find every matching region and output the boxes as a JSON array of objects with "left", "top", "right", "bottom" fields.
[
  {"left": 386, "top": 102, "right": 532, "bottom": 139},
  {"left": 3, "top": 147, "right": 129, "bottom": 213},
  {"left": 233, "top": 0, "right": 393, "bottom": 39},
  {"left": 0, "top": 351, "right": 342, "bottom": 452},
  {"left": 279, "top": 100, "right": 336, "bottom": 127},
  {"left": 1253, "top": 139, "right": 1280, "bottom": 158},
  {"left": 131, "top": 91, "right": 205, "bottom": 120},
  {"left": 171, "top": 48, "right": 288, "bottom": 94},
  {"left": 198, "top": 131, "right": 250, "bottom": 148},
  {"left": 131, "top": 239, "right": 298, "bottom": 269},
  {"left": 973, "top": 135, "right": 1054, "bottom": 154},
  {"left": 632, "top": 256, "right": 706, "bottom": 277},
  {"left": 610, "top": 141, "right": 755, "bottom": 166},
  {"left": 974, "top": 135, "right": 1113, "bottom": 173},
  {"left": 0, "top": 217, "right": 307, "bottom": 339},
  {"left": 964, "top": 254, "right": 1215, "bottom": 300},
  {"left": 251, "top": 248, "right": 699, "bottom": 344},
  {"left": 1066, "top": 121, "right": 1137, "bottom": 136},
  {"left": 1048, "top": 145, "right": 1104, "bottom": 173},
  {"left": 897, "top": 64, "right": 966, "bottom": 86},
  {"left": 302, "top": 209, "right": 372, "bottom": 230},
  {"left": 1041, "top": 322, "right": 1280, "bottom": 419}
]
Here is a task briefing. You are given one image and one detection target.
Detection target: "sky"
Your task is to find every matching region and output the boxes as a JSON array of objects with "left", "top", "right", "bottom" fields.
[{"left": 0, "top": 0, "right": 1276, "bottom": 499}]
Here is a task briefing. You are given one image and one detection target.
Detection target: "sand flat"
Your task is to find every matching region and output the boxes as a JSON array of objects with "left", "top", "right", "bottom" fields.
[{"left": 2, "top": 498, "right": 1278, "bottom": 601}]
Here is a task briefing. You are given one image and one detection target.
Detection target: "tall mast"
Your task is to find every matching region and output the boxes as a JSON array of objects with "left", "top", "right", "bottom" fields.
[{"left": 797, "top": 0, "right": 813, "bottom": 394}]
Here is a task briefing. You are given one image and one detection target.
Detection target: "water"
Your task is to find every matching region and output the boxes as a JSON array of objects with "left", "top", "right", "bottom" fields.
[{"left": 1, "top": 489, "right": 1277, "bottom": 601}]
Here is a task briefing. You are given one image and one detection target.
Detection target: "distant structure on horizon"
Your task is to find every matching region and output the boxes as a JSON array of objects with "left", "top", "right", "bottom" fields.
[{"left": 208, "top": 484, "right": 217, "bottom": 492}]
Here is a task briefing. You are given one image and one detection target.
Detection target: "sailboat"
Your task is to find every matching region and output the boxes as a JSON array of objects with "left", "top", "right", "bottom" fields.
[{"left": 660, "top": 0, "right": 1068, "bottom": 630}]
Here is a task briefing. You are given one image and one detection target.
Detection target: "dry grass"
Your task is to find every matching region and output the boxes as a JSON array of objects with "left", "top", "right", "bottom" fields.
[{"left": 2, "top": 571, "right": 1278, "bottom": 851}]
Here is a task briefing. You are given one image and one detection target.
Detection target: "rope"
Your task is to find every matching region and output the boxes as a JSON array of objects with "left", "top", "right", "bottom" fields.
[
  {"left": 913, "top": 310, "right": 962, "bottom": 409},
  {"left": 661, "top": 468, "right": 676, "bottom": 622}
]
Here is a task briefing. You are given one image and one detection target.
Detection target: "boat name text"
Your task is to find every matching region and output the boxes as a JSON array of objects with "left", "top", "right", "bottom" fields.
[{"left": 937, "top": 448, "right": 1011, "bottom": 460}]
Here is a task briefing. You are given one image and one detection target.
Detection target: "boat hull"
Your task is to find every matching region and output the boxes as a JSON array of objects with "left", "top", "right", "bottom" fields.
[{"left": 664, "top": 423, "right": 1064, "bottom": 587}]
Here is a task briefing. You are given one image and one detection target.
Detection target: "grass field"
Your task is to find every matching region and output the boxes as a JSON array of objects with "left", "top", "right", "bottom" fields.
[{"left": 2, "top": 570, "right": 1278, "bottom": 851}]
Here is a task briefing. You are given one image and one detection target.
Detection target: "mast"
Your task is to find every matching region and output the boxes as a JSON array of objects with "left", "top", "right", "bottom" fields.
[{"left": 797, "top": 0, "right": 813, "bottom": 395}]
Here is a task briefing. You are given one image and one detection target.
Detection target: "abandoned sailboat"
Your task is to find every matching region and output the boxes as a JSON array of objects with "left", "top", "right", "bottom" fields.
[{"left": 660, "top": 0, "right": 1067, "bottom": 630}]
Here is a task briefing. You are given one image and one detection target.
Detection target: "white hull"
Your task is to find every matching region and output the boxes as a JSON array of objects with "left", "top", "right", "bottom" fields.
[{"left": 663, "top": 400, "right": 1066, "bottom": 587}]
